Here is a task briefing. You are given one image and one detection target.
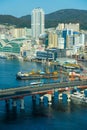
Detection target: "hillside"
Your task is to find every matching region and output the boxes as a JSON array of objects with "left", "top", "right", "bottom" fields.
[
  {"left": 45, "top": 9, "right": 87, "bottom": 29},
  {"left": 0, "top": 9, "right": 87, "bottom": 30}
]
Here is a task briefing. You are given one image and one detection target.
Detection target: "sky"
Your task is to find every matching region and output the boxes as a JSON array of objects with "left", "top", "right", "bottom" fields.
[{"left": 0, "top": 0, "right": 87, "bottom": 17}]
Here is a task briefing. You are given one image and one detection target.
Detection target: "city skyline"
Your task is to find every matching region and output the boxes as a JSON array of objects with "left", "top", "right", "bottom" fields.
[{"left": 0, "top": 0, "right": 87, "bottom": 17}]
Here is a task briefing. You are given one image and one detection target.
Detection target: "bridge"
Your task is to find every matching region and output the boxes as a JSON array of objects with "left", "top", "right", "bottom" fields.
[
  {"left": 0, "top": 80, "right": 87, "bottom": 110},
  {"left": 0, "top": 80, "right": 87, "bottom": 100}
]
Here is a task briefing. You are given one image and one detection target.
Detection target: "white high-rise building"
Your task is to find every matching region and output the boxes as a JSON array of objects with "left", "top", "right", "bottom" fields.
[{"left": 31, "top": 8, "right": 45, "bottom": 39}]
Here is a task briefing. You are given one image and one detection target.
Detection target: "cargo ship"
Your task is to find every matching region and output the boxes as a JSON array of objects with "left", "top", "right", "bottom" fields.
[{"left": 16, "top": 71, "right": 59, "bottom": 80}]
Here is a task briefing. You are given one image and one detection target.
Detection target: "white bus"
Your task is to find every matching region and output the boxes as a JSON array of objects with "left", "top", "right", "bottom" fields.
[{"left": 30, "top": 81, "right": 43, "bottom": 86}]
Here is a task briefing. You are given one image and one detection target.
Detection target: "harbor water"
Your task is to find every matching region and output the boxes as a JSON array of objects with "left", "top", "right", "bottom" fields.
[{"left": 0, "top": 59, "right": 87, "bottom": 130}]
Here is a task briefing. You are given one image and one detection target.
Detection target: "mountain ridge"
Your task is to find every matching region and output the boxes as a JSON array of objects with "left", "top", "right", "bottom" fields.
[{"left": 0, "top": 9, "right": 87, "bottom": 30}]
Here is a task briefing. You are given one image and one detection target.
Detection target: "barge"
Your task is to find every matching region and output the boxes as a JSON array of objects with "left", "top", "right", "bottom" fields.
[{"left": 16, "top": 71, "right": 59, "bottom": 80}]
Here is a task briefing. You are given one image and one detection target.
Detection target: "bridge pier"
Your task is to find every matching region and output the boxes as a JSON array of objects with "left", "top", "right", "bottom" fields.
[
  {"left": 5, "top": 99, "right": 10, "bottom": 111},
  {"left": 32, "top": 95, "right": 41, "bottom": 105},
  {"left": 32, "top": 95, "right": 36, "bottom": 102},
  {"left": 52, "top": 91, "right": 59, "bottom": 103},
  {"left": 62, "top": 93, "right": 68, "bottom": 102},
  {"left": 36, "top": 95, "right": 40, "bottom": 104},
  {"left": 12, "top": 99, "right": 17, "bottom": 107},
  {"left": 41, "top": 94, "right": 52, "bottom": 105},
  {"left": 20, "top": 98, "right": 24, "bottom": 110},
  {"left": 58, "top": 92, "right": 71, "bottom": 102},
  {"left": 5, "top": 99, "right": 10, "bottom": 106},
  {"left": 45, "top": 94, "right": 52, "bottom": 104},
  {"left": 43, "top": 96, "right": 48, "bottom": 105}
]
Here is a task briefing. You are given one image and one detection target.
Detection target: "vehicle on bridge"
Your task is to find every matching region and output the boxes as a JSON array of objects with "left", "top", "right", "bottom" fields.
[{"left": 30, "top": 81, "right": 44, "bottom": 87}]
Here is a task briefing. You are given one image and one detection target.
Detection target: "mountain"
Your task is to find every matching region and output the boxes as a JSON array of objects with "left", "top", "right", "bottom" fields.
[
  {"left": 45, "top": 9, "right": 87, "bottom": 30},
  {"left": 0, "top": 9, "right": 87, "bottom": 30},
  {"left": 0, "top": 14, "right": 31, "bottom": 28},
  {"left": 0, "top": 15, "right": 19, "bottom": 25},
  {"left": 19, "top": 15, "right": 31, "bottom": 28}
]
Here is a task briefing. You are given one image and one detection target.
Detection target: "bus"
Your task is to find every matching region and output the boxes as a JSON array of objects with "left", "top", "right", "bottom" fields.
[{"left": 30, "top": 81, "right": 44, "bottom": 86}]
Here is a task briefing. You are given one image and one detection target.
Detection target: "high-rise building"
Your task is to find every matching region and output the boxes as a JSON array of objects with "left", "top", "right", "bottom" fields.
[
  {"left": 62, "top": 29, "right": 73, "bottom": 48},
  {"left": 48, "top": 31, "right": 58, "bottom": 48},
  {"left": 31, "top": 8, "right": 45, "bottom": 39},
  {"left": 65, "top": 23, "right": 80, "bottom": 32},
  {"left": 56, "top": 23, "right": 64, "bottom": 30},
  {"left": 56, "top": 23, "right": 80, "bottom": 32},
  {"left": 11, "top": 28, "right": 30, "bottom": 38}
]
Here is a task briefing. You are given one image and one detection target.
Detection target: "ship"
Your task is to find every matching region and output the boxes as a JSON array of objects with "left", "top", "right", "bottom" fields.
[
  {"left": 62, "top": 63, "right": 83, "bottom": 73},
  {"left": 16, "top": 71, "right": 59, "bottom": 80},
  {"left": 70, "top": 92, "right": 87, "bottom": 104}
]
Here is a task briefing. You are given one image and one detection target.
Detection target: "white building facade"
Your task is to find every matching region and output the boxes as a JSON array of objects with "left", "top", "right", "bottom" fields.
[{"left": 31, "top": 8, "right": 45, "bottom": 40}]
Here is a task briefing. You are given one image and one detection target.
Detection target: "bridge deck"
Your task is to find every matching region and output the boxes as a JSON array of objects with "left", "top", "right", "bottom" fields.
[{"left": 0, "top": 80, "right": 87, "bottom": 100}]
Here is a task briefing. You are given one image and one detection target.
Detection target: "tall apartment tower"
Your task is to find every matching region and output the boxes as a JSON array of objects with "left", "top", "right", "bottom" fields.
[{"left": 31, "top": 8, "right": 45, "bottom": 39}]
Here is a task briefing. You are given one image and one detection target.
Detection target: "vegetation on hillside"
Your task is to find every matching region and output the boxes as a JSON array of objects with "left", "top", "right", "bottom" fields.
[{"left": 0, "top": 9, "right": 87, "bottom": 30}]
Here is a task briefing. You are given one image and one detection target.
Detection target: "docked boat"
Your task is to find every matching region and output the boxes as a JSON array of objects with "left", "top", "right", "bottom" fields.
[
  {"left": 16, "top": 71, "right": 59, "bottom": 80},
  {"left": 0, "top": 53, "right": 7, "bottom": 59},
  {"left": 70, "top": 92, "right": 87, "bottom": 104},
  {"left": 63, "top": 63, "right": 82, "bottom": 73}
]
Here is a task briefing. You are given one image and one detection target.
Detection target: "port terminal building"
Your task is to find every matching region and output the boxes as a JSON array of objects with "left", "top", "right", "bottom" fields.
[{"left": 35, "top": 48, "right": 66, "bottom": 61}]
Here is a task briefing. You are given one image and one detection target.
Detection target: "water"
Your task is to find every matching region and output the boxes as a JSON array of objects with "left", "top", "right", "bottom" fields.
[{"left": 0, "top": 59, "right": 87, "bottom": 130}]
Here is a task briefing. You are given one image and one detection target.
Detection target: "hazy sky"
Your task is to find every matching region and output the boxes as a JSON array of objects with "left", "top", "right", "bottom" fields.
[{"left": 0, "top": 0, "right": 87, "bottom": 17}]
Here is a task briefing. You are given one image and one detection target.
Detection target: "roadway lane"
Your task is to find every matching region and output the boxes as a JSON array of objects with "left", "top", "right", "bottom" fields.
[{"left": 0, "top": 80, "right": 87, "bottom": 100}]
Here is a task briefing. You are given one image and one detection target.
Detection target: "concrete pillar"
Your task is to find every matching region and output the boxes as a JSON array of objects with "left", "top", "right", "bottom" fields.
[
  {"left": 67, "top": 93, "right": 71, "bottom": 102},
  {"left": 32, "top": 95, "right": 36, "bottom": 101},
  {"left": 43, "top": 96, "right": 48, "bottom": 105},
  {"left": 5, "top": 99, "right": 10, "bottom": 111},
  {"left": 35, "top": 95, "right": 40, "bottom": 105},
  {"left": 5, "top": 99, "right": 10, "bottom": 106},
  {"left": 40, "top": 96, "right": 43, "bottom": 103},
  {"left": 59, "top": 93, "right": 62, "bottom": 100},
  {"left": 62, "top": 93, "right": 68, "bottom": 102},
  {"left": 51, "top": 93, "right": 54, "bottom": 100},
  {"left": 20, "top": 98, "right": 24, "bottom": 110},
  {"left": 12, "top": 99, "right": 17, "bottom": 107}
]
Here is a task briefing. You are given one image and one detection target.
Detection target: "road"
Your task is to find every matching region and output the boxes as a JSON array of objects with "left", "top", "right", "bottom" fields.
[{"left": 0, "top": 80, "right": 87, "bottom": 100}]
